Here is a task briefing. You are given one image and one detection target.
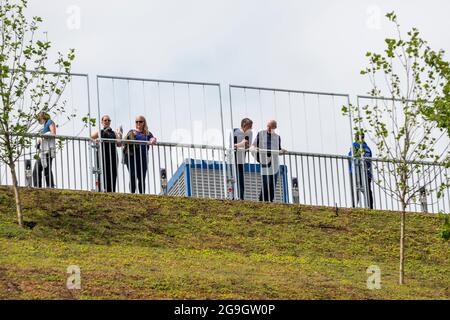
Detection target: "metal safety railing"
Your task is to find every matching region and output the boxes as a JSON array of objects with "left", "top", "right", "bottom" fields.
[
  {"left": 228, "top": 85, "right": 353, "bottom": 155},
  {"left": 0, "top": 134, "right": 94, "bottom": 192},
  {"left": 10, "top": 70, "right": 93, "bottom": 138},
  {"left": 94, "top": 137, "right": 227, "bottom": 197},
  {"left": 96, "top": 75, "right": 226, "bottom": 148},
  {"left": 1, "top": 133, "right": 447, "bottom": 214},
  {"left": 0, "top": 133, "right": 229, "bottom": 197},
  {"left": 368, "top": 158, "right": 449, "bottom": 213},
  {"left": 352, "top": 95, "right": 449, "bottom": 213},
  {"left": 1, "top": 69, "right": 449, "bottom": 214}
]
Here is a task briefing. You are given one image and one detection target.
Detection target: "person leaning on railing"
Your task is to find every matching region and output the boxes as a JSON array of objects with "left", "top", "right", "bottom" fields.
[
  {"left": 251, "top": 120, "right": 287, "bottom": 202},
  {"left": 32, "top": 112, "right": 56, "bottom": 189},
  {"left": 91, "top": 115, "right": 123, "bottom": 193},
  {"left": 231, "top": 118, "right": 253, "bottom": 200},
  {"left": 123, "top": 115, "right": 157, "bottom": 194}
]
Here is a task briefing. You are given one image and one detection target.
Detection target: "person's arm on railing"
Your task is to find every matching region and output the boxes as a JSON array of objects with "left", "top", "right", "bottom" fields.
[
  {"left": 91, "top": 131, "right": 100, "bottom": 141},
  {"left": 279, "top": 136, "right": 288, "bottom": 154},
  {"left": 115, "top": 127, "right": 123, "bottom": 147},
  {"left": 121, "top": 131, "right": 130, "bottom": 154},
  {"left": 148, "top": 132, "right": 157, "bottom": 145},
  {"left": 235, "top": 140, "right": 248, "bottom": 149},
  {"left": 49, "top": 122, "right": 57, "bottom": 135}
]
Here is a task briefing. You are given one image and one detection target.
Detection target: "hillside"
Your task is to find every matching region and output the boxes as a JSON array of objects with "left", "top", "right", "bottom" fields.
[{"left": 0, "top": 186, "right": 448, "bottom": 300}]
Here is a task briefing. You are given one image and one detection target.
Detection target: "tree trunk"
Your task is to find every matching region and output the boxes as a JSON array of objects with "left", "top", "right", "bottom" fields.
[
  {"left": 9, "top": 163, "right": 24, "bottom": 227},
  {"left": 399, "top": 204, "right": 406, "bottom": 285}
]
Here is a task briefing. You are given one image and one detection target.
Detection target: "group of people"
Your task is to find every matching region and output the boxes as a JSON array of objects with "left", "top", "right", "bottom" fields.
[
  {"left": 93, "top": 114, "right": 287, "bottom": 201},
  {"left": 91, "top": 115, "right": 157, "bottom": 194},
  {"left": 31, "top": 113, "right": 157, "bottom": 195},
  {"left": 32, "top": 112, "right": 373, "bottom": 207},
  {"left": 231, "top": 117, "right": 373, "bottom": 207},
  {"left": 232, "top": 118, "right": 287, "bottom": 202}
]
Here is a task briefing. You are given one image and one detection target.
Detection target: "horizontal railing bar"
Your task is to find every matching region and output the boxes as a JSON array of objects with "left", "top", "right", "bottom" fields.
[
  {"left": 5, "top": 134, "right": 447, "bottom": 166},
  {"left": 97, "top": 137, "right": 225, "bottom": 150},
  {"left": 278, "top": 151, "right": 445, "bottom": 166},
  {"left": 6, "top": 132, "right": 92, "bottom": 142},
  {"left": 357, "top": 95, "right": 434, "bottom": 104},
  {"left": 361, "top": 157, "right": 446, "bottom": 167},
  {"left": 97, "top": 74, "right": 221, "bottom": 87},
  {"left": 230, "top": 84, "right": 350, "bottom": 98},
  {"left": 6, "top": 133, "right": 225, "bottom": 151},
  {"left": 9, "top": 69, "right": 89, "bottom": 78},
  {"left": 283, "top": 150, "right": 351, "bottom": 159}
]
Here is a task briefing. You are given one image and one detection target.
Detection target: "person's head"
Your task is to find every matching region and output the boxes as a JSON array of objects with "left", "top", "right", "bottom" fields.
[
  {"left": 355, "top": 133, "right": 365, "bottom": 143},
  {"left": 37, "top": 112, "right": 50, "bottom": 125},
  {"left": 267, "top": 119, "right": 277, "bottom": 133},
  {"left": 135, "top": 115, "right": 149, "bottom": 134},
  {"left": 101, "top": 115, "right": 112, "bottom": 129},
  {"left": 241, "top": 118, "right": 253, "bottom": 132}
]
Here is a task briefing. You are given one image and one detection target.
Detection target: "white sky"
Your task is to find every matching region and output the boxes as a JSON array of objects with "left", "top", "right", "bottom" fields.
[{"left": 25, "top": 0, "right": 450, "bottom": 153}]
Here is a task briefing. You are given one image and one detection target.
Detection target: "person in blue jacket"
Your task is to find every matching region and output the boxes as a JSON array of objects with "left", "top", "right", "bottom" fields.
[{"left": 348, "top": 133, "right": 374, "bottom": 209}]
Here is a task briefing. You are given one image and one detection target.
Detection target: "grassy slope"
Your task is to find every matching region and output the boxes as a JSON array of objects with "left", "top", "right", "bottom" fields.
[{"left": 0, "top": 187, "right": 448, "bottom": 300}]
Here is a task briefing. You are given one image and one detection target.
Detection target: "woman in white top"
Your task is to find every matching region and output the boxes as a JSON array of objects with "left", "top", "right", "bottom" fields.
[{"left": 32, "top": 112, "right": 56, "bottom": 188}]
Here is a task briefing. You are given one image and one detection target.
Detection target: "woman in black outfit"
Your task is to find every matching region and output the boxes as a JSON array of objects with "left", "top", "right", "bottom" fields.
[{"left": 91, "top": 115, "right": 123, "bottom": 192}]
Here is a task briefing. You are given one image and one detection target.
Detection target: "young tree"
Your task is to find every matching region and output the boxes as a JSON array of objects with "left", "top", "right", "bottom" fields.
[
  {"left": 0, "top": 0, "right": 75, "bottom": 227},
  {"left": 420, "top": 59, "right": 450, "bottom": 137},
  {"left": 343, "top": 12, "right": 449, "bottom": 285}
]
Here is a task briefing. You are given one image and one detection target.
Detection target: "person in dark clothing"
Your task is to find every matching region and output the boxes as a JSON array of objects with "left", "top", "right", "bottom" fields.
[
  {"left": 33, "top": 112, "right": 56, "bottom": 188},
  {"left": 232, "top": 118, "right": 253, "bottom": 200},
  {"left": 251, "top": 120, "right": 286, "bottom": 202},
  {"left": 91, "top": 115, "right": 123, "bottom": 192},
  {"left": 348, "top": 133, "right": 374, "bottom": 209},
  {"left": 123, "top": 115, "right": 157, "bottom": 194},
  {"left": 33, "top": 153, "right": 55, "bottom": 188}
]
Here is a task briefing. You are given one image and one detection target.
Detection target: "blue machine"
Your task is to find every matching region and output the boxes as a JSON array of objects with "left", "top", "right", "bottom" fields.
[{"left": 167, "top": 159, "right": 289, "bottom": 203}]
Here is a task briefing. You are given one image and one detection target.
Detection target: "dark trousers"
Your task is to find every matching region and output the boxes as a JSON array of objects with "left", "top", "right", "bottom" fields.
[
  {"left": 32, "top": 154, "right": 55, "bottom": 188},
  {"left": 102, "top": 158, "right": 118, "bottom": 193},
  {"left": 96, "top": 142, "right": 118, "bottom": 193},
  {"left": 259, "top": 174, "right": 278, "bottom": 202},
  {"left": 126, "top": 155, "right": 148, "bottom": 194},
  {"left": 368, "top": 179, "right": 374, "bottom": 209},
  {"left": 235, "top": 163, "right": 245, "bottom": 200}
]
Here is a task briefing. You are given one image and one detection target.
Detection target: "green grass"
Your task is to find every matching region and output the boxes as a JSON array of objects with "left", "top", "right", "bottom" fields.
[{"left": 0, "top": 186, "right": 448, "bottom": 300}]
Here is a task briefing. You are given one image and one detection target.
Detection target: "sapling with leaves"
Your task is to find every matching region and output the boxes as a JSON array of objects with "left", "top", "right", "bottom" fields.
[
  {"left": 0, "top": 0, "right": 75, "bottom": 227},
  {"left": 342, "top": 12, "right": 449, "bottom": 285}
]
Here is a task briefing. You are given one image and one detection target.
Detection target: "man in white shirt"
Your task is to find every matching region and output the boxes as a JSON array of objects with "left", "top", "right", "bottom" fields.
[
  {"left": 232, "top": 118, "right": 253, "bottom": 200},
  {"left": 251, "top": 120, "right": 286, "bottom": 202}
]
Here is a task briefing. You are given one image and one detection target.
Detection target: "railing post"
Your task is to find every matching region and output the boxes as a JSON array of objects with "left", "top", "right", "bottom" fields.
[
  {"left": 90, "top": 140, "right": 102, "bottom": 192},
  {"left": 160, "top": 168, "right": 168, "bottom": 195},
  {"left": 225, "top": 148, "right": 235, "bottom": 200},
  {"left": 292, "top": 177, "right": 299, "bottom": 204},
  {"left": 95, "top": 75, "right": 104, "bottom": 193},
  {"left": 361, "top": 155, "right": 370, "bottom": 209}
]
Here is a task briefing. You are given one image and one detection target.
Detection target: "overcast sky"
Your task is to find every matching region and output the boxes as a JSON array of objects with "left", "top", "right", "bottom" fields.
[
  {"left": 27, "top": 0, "right": 450, "bottom": 93},
  {"left": 23, "top": 0, "right": 450, "bottom": 152}
]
